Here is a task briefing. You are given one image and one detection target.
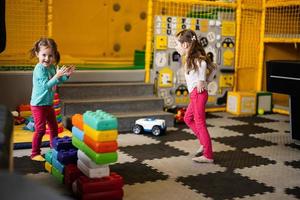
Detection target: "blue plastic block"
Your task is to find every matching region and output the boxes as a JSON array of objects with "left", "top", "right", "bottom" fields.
[
  {"left": 52, "top": 157, "right": 64, "bottom": 174},
  {"left": 83, "top": 110, "right": 118, "bottom": 131},
  {"left": 72, "top": 126, "right": 84, "bottom": 141},
  {"left": 53, "top": 136, "right": 73, "bottom": 151},
  {"left": 52, "top": 149, "right": 58, "bottom": 161},
  {"left": 58, "top": 148, "right": 78, "bottom": 165}
]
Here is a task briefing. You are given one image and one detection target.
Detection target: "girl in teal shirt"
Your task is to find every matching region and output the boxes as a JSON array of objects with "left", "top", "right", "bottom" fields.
[{"left": 30, "top": 38, "right": 75, "bottom": 161}]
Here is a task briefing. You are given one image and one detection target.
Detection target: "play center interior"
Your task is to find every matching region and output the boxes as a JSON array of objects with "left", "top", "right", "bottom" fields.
[{"left": 1, "top": 0, "right": 300, "bottom": 200}]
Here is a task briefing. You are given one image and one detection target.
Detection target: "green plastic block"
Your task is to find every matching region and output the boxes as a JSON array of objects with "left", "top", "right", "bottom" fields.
[
  {"left": 52, "top": 166, "right": 64, "bottom": 183},
  {"left": 72, "top": 136, "right": 118, "bottom": 165},
  {"left": 83, "top": 110, "right": 118, "bottom": 131},
  {"left": 45, "top": 149, "right": 53, "bottom": 164}
]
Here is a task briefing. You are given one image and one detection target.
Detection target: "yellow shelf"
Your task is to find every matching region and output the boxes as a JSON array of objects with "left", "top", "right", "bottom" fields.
[
  {"left": 266, "top": 0, "right": 300, "bottom": 8},
  {"left": 264, "top": 37, "right": 300, "bottom": 43}
]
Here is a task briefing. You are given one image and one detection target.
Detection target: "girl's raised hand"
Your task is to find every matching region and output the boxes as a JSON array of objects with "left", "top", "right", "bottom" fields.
[
  {"left": 64, "top": 65, "right": 75, "bottom": 76},
  {"left": 55, "top": 65, "right": 68, "bottom": 78}
]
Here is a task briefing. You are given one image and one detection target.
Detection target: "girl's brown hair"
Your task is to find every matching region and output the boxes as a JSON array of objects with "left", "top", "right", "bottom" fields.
[
  {"left": 29, "top": 38, "right": 60, "bottom": 65},
  {"left": 176, "top": 29, "right": 216, "bottom": 76}
]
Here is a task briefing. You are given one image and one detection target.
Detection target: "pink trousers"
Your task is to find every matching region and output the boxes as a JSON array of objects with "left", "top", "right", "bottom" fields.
[
  {"left": 31, "top": 105, "right": 58, "bottom": 157},
  {"left": 184, "top": 88, "right": 213, "bottom": 159}
]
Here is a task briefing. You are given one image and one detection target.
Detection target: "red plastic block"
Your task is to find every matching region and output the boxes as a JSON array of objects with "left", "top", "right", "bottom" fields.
[
  {"left": 72, "top": 114, "right": 83, "bottom": 131},
  {"left": 64, "top": 164, "right": 84, "bottom": 188},
  {"left": 84, "top": 134, "right": 118, "bottom": 153},
  {"left": 17, "top": 104, "right": 31, "bottom": 111},
  {"left": 79, "top": 189, "right": 123, "bottom": 200},
  {"left": 77, "top": 172, "right": 124, "bottom": 194}
]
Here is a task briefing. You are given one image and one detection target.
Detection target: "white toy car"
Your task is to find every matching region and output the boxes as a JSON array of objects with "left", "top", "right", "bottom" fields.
[{"left": 132, "top": 117, "right": 166, "bottom": 136}]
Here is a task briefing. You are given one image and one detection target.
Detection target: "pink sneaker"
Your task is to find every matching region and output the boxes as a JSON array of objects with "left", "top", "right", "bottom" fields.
[{"left": 192, "top": 156, "right": 214, "bottom": 163}]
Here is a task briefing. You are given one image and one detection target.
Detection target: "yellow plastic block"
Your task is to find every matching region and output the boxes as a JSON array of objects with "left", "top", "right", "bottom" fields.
[
  {"left": 84, "top": 124, "right": 118, "bottom": 142},
  {"left": 219, "top": 74, "right": 234, "bottom": 88},
  {"left": 226, "top": 91, "right": 256, "bottom": 115},
  {"left": 45, "top": 161, "right": 52, "bottom": 173}
]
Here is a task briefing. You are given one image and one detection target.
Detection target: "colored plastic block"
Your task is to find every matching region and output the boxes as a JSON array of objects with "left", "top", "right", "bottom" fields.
[
  {"left": 77, "top": 150, "right": 109, "bottom": 169},
  {"left": 56, "top": 114, "right": 62, "bottom": 123},
  {"left": 83, "top": 110, "right": 118, "bottom": 131},
  {"left": 84, "top": 124, "right": 118, "bottom": 142},
  {"left": 72, "top": 137, "right": 118, "bottom": 165},
  {"left": 72, "top": 135, "right": 85, "bottom": 150},
  {"left": 17, "top": 104, "right": 31, "bottom": 111},
  {"left": 72, "top": 126, "right": 84, "bottom": 141},
  {"left": 64, "top": 164, "right": 83, "bottom": 188},
  {"left": 45, "top": 149, "right": 53, "bottom": 164},
  {"left": 77, "top": 159, "right": 110, "bottom": 178},
  {"left": 53, "top": 99, "right": 60, "bottom": 105},
  {"left": 77, "top": 172, "right": 124, "bottom": 194},
  {"left": 46, "top": 126, "right": 64, "bottom": 135},
  {"left": 45, "top": 161, "right": 52, "bottom": 173},
  {"left": 257, "top": 91, "right": 272, "bottom": 113},
  {"left": 53, "top": 103, "right": 61, "bottom": 109},
  {"left": 52, "top": 166, "right": 64, "bottom": 183},
  {"left": 72, "top": 114, "right": 83, "bottom": 131},
  {"left": 79, "top": 189, "right": 123, "bottom": 200},
  {"left": 54, "top": 92, "right": 59, "bottom": 99},
  {"left": 52, "top": 149, "right": 58, "bottom": 161},
  {"left": 19, "top": 111, "right": 32, "bottom": 118},
  {"left": 52, "top": 157, "right": 64, "bottom": 174},
  {"left": 54, "top": 107, "right": 61, "bottom": 115},
  {"left": 84, "top": 134, "right": 118, "bottom": 153},
  {"left": 57, "top": 148, "right": 78, "bottom": 165},
  {"left": 53, "top": 136, "right": 73, "bottom": 151},
  {"left": 226, "top": 91, "right": 256, "bottom": 115}
]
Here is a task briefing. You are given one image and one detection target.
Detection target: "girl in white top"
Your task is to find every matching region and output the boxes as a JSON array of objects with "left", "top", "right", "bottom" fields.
[{"left": 175, "top": 29, "right": 217, "bottom": 163}]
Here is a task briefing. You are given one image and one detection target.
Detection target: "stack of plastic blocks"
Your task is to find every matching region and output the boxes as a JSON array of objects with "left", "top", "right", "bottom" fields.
[
  {"left": 46, "top": 92, "right": 64, "bottom": 134},
  {"left": 44, "top": 136, "right": 78, "bottom": 183},
  {"left": 17, "top": 104, "right": 32, "bottom": 118},
  {"left": 71, "top": 110, "right": 124, "bottom": 199}
]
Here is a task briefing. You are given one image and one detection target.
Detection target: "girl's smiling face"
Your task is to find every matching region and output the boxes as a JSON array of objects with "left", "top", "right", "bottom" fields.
[{"left": 36, "top": 46, "right": 54, "bottom": 67}]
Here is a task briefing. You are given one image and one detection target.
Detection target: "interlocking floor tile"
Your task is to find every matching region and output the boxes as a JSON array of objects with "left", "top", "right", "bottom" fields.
[
  {"left": 235, "top": 162, "right": 300, "bottom": 190},
  {"left": 143, "top": 155, "right": 226, "bottom": 178},
  {"left": 214, "top": 150, "right": 276, "bottom": 169},
  {"left": 118, "top": 133, "right": 160, "bottom": 147},
  {"left": 221, "top": 124, "right": 277, "bottom": 135},
  {"left": 177, "top": 171, "right": 274, "bottom": 200},
  {"left": 166, "top": 139, "right": 236, "bottom": 155},
  {"left": 230, "top": 116, "right": 278, "bottom": 124},
  {"left": 14, "top": 156, "right": 47, "bottom": 174},
  {"left": 119, "top": 143, "right": 189, "bottom": 161},
  {"left": 214, "top": 135, "right": 276, "bottom": 150},
  {"left": 244, "top": 145, "right": 300, "bottom": 163},
  {"left": 110, "top": 161, "right": 168, "bottom": 185},
  {"left": 286, "top": 187, "right": 300, "bottom": 199},
  {"left": 124, "top": 179, "right": 209, "bottom": 200}
]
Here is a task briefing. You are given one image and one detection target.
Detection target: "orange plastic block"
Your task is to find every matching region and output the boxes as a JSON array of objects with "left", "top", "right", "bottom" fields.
[
  {"left": 84, "top": 134, "right": 118, "bottom": 153},
  {"left": 18, "top": 104, "right": 31, "bottom": 111},
  {"left": 72, "top": 114, "right": 83, "bottom": 131}
]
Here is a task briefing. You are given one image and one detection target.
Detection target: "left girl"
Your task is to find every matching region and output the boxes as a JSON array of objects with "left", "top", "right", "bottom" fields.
[{"left": 29, "top": 38, "right": 75, "bottom": 161}]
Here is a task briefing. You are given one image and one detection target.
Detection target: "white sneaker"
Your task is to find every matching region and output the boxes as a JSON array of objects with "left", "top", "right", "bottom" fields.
[
  {"left": 192, "top": 156, "right": 214, "bottom": 163},
  {"left": 195, "top": 145, "right": 203, "bottom": 156}
]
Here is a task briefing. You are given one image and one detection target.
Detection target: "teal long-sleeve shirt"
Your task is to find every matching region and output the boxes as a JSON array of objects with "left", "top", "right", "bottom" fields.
[{"left": 30, "top": 63, "right": 69, "bottom": 106}]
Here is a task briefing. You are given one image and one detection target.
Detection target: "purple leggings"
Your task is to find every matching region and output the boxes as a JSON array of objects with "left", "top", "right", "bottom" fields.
[
  {"left": 184, "top": 88, "right": 213, "bottom": 159},
  {"left": 31, "top": 105, "right": 58, "bottom": 157}
]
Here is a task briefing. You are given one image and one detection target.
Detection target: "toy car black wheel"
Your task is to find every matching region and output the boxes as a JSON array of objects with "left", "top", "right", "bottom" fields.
[
  {"left": 132, "top": 124, "right": 143, "bottom": 134},
  {"left": 151, "top": 126, "right": 161, "bottom": 136}
]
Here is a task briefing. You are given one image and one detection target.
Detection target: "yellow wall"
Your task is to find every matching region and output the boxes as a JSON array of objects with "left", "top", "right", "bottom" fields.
[
  {"left": 0, "top": 0, "right": 148, "bottom": 65},
  {"left": 52, "top": 0, "right": 148, "bottom": 64}
]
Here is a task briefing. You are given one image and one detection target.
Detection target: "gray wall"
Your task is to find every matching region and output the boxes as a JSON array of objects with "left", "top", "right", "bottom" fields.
[{"left": 0, "top": 70, "right": 145, "bottom": 111}]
